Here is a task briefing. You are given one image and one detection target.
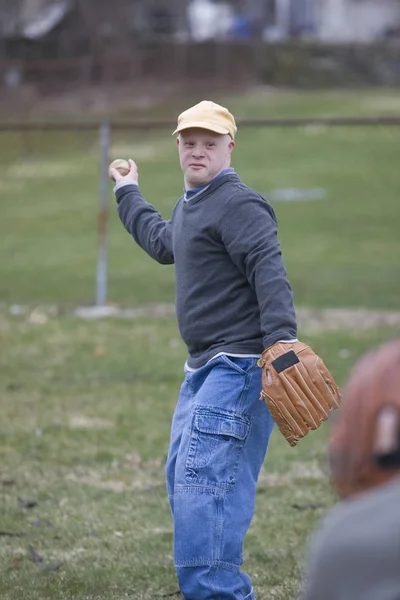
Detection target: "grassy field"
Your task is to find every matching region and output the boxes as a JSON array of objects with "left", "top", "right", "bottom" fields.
[
  {"left": 1, "top": 88, "right": 400, "bottom": 599},
  {"left": 0, "top": 314, "right": 398, "bottom": 600}
]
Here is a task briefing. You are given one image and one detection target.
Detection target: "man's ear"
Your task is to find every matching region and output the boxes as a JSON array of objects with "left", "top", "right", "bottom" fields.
[
  {"left": 373, "top": 406, "right": 400, "bottom": 468},
  {"left": 176, "top": 135, "right": 180, "bottom": 147},
  {"left": 228, "top": 140, "right": 235, "bottom": 153}
]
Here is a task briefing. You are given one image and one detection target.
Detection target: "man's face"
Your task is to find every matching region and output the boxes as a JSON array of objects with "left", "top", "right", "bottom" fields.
[{"left": 177, "top": 129, "right": 235, "bottom": 190}]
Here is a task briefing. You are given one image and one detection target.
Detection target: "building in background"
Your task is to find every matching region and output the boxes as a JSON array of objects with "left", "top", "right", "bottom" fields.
[
  {"left": 184, "top": 0, "right": 400, "bottom": 42},
  {"left": 0, "top": 0, "right": 72, "bottom": 40},
  {"left": 1, "top": 0, "right": 399, "bottom": 91},
  {"left": 317, "top": 0, "right": 400, "bottom": 41},
  {"left": 1, "top": 0, "right": 399, "bottom": 47},
  {"left": 263, "top": 0, "right": 400, "bottom": 42},
  {"left": 187, "top": 0, "right": 234, "bottom": 41}
]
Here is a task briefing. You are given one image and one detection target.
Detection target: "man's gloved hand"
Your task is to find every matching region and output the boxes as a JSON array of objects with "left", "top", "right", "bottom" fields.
[{"left": 258, "top": 341, "right": 342, "bottom": 447}]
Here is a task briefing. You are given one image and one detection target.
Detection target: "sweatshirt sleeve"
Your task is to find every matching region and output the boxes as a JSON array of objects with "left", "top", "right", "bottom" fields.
[
  {"left": 115, "top": 184, "right": 174, "bottom": 265},
  {"left": 220, "top": 191, "right": 297, "bottom": 348}
]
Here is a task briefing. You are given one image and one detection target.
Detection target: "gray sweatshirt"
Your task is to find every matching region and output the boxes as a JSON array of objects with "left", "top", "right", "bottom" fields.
[
  {"left": 116, "top": 172, "right": 297, "bottom": 369},
  {"left": 301, "top": 476, "right": 400, "bottom": 600}
]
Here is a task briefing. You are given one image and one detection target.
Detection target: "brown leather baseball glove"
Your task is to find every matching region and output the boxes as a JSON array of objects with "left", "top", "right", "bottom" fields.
[{"left": 257, "top": 341, "right": 341, "bottom": 447}]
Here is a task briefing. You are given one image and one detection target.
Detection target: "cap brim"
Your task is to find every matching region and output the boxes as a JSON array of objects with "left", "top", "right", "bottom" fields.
[{"left": 172, "top": 121, "right": 230, "bottom": 136}]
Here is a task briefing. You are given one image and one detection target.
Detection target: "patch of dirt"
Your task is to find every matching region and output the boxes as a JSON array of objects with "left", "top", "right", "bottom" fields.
[
  {"left": 110, "top": 140, "right": 173, "bottom": 162},
  {"left": 66, "top": 473, "right": 164, "bottom": 493},
  {"left": 0, "top": 82, "right": 180, "bottom": 120},
  {"left": 66, "top": 475, "right": 130, "bottom": 493},
  {"left": 5, "top": 160, "right": 82, "bottom": 179},
  {"left": 75, "top": 305, "right": 400, "bottom": 331},
  {"left": 3, "top": 302, "right": 400, "bottom": 331},
  {"left": 296, "top": 307, "right": 400, "bottom": 332},
  {"left": 363, "top": 96, "right": 400, "bottom": 113},
  {"left": 260, "top": 461, "right": 326, "bottom": 487},
  {"left": 66, "top": 456, "right": 165, "bottom": 493},
  {"left": 69, "top": 416, "right": 115, "bottom": 429}
]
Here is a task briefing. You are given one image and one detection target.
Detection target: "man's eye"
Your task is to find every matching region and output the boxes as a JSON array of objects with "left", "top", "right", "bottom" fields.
[
  {"left": 185, "top": 143, "right": 194, "bottom": 147},
  {"left": 206, "top": 143, "right": 215, "bottom": 148}
]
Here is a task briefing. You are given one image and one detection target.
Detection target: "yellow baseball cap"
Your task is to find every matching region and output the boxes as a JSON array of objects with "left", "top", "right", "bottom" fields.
[{"left": 172, "top": 100, "right": 237, "bottom": 139}]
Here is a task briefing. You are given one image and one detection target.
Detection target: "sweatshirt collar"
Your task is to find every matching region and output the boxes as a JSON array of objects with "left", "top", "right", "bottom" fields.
[{"left": 184, "top": 168, "right": 235, "bottom": 202}]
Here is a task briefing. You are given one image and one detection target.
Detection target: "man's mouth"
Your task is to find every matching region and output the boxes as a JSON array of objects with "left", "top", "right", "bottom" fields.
[{"left": 189, "top": 164, "right": 206, "bottom": 169}]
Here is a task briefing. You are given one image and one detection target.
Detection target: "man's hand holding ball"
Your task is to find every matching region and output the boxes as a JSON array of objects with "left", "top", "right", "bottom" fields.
[{"left": 109, "top": 158, "right": 138, "bottom": 185}]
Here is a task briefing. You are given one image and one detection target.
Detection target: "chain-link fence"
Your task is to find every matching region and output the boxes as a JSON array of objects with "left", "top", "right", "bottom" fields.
[{"left": 1, "top": 117, "right": 400, "bottom": 313}]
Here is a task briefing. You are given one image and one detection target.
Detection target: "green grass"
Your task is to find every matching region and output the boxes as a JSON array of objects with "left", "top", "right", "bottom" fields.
[
  {"left": 0, "top": 311, "right": 399, "bottom": 600},
  {"left": 1, "top": 88, "right": 400, "bottom": 309}
]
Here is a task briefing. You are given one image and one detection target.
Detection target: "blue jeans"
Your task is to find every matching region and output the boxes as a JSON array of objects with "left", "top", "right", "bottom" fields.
[{"left": 166, "top": 355, "right": 275, "bottom": 600}]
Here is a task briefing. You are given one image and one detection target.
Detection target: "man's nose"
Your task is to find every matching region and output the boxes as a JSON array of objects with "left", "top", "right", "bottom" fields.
[{"left": 191, "top": 145, "right": 205, "bottom": 158}]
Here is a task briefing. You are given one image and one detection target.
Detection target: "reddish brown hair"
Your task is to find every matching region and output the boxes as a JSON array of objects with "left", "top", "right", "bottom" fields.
[{"left": 329, "top": 338, "right": 400, "bottom": 498}]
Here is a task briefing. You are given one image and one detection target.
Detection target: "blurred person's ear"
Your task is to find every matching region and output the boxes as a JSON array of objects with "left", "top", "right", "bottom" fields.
[{"left": 373, "top": 406, "right": 400, "bottom": 468}]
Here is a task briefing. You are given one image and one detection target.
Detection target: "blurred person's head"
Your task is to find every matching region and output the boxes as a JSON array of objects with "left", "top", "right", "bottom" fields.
[
  {"left": 329, "top": 338, "right": 400, "bottom": 499},
  {"left": 173, "top": 101, "right": 236, "bottom": 189}
]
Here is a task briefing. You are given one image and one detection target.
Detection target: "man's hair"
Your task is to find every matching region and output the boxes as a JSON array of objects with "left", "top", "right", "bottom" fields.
[{"left": 330, "top": 338, "right": 400, "bottom": 498}]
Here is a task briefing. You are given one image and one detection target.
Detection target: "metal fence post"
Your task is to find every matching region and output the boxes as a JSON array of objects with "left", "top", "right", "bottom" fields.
[{"left": 96, "top": 120, "right": 111, "bottom": 307}]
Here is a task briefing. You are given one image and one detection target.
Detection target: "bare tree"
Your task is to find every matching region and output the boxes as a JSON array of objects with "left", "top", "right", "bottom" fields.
[
  {"left": 0, "top": 0, "right": 25, "bottom": 37},
  {"left": 76, "top": 0, "right": 138, "bottom": 55}
]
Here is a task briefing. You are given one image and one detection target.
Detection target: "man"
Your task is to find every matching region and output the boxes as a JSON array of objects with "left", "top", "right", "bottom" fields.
[
  {"left": 301, "top": 338, "right": 400, "bottom": 600},
  {"left": 111, "top": 100, "right": 297, "bottom": 600}
]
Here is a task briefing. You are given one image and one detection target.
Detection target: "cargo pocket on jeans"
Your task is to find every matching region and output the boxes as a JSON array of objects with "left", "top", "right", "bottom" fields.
[{"left": 185, "top": 407, "right": 250, "bottom": 490}]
